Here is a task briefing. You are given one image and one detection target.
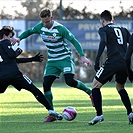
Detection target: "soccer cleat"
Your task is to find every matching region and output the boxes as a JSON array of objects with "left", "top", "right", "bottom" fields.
[
  {"left": 128, "top": 112, "right": 133, "bottom": 124},
  {"left": 44, "top": 115, "right": 57, "bottom": 122},
  {"left": 48, "top": 110, "right": 63, "bottom": 121},
  {"left": 88, "top": 115, "right": 104, "bottom": 125},
  {"left": 90, "top": 94, "right": 95, "bottom": 107}
]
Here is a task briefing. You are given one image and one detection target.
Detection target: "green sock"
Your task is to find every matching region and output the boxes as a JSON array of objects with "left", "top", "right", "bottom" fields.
[
  {"left": 76, "top": 80, "right": 92, "bottom": 95},
  {"left": 44, "top": 90, "right": 53, "bottom": 109}
]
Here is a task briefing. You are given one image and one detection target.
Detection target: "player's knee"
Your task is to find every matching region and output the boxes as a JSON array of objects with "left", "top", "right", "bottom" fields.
[
  {"left": 65, "top": 79, "right": 77, "bottom": 87},
  {"left": 43, "top": 81, "right": 51, "bottom": 92}
]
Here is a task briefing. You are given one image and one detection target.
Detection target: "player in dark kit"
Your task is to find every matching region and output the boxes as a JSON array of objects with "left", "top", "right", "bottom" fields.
[
  {"left": 0, "top": 26, "right": 63, "bottom": 122},
  {"left": 125, "top": 33, "right": 133, "bottom": 82},
  {"left": 88, "top": 10, "right": 133, "bottom": 125}
]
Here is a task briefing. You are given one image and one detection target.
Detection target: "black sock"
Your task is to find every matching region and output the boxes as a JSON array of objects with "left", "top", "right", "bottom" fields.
[
  {"left": 28, "top": 84, "right": 53, "bottom": 110},
  {"left": 118, "top": 89, "right": 132, "bottom": 115},
  {"left": 92, "top": 88, "right": 102, "bottom": 116}
]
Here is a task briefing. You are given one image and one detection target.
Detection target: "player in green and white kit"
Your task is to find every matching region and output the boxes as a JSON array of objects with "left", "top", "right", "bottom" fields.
[{"left": 12, "top": 8, "right": 93, "bottom": 122}]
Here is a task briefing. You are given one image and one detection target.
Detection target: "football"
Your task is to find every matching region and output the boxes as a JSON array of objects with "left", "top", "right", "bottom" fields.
[{"left": 62, "top": 106, "right": 77, "bottom": 121}]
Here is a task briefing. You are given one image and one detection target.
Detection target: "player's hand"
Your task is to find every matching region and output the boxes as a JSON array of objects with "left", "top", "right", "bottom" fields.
[
  {"left": 11, "top": 38, "right": 20, "bottom": 45},
  {"left": 31, "top": 52, "right": 44, "bottom": 62},
  {"left": 94, "top": 60, "right": 100, "bottom": 72},
  {"left": 81, "top": 56, "right": 92, "bottom": 67},
  {"left": 16, "top": 48, "right": 23, "bottom": 56},
  {"left": 128, "top": 69, "right": 133, "bottom": 82}
]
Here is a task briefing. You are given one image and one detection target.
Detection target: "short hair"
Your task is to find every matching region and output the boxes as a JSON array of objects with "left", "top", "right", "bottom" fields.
[
  {"left": 0, "top": 26, "right": 14, "bottom": 39},
  {"left": 39, "top": 8, "right": 52, "bottom": 18},
  {"left": 100, "top": 10, "right": 112, "bottom": 21}
]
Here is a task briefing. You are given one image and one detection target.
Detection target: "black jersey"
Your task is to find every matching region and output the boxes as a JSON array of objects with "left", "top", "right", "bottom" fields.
[
  {"left": 98, "top": 23, "right": 130, "bottom": 62},
  {"left": 0, "top": 39, "right": 22, "bottom": 78},
  {"left": 125, "top": 33, "right": 133, "bottom": 60}
]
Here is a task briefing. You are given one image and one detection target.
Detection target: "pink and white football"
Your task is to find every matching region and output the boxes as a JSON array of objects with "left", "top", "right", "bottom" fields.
[{"left": 62, "top": 106, "right": 77, "bottom": 121}]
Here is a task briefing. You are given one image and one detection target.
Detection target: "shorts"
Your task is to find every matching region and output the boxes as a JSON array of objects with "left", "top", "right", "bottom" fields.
[
  {"left": 44, "top": 57, "right": 76, "bottom": 77},
  {"left": 0, "top": 72, "right": 33, "bottom": 93},
  {"left": 95, "top": 60, "right": 128, "bottom": 85}
]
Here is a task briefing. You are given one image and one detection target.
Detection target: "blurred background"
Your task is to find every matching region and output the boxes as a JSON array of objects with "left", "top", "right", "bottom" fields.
[{"left": 0, "top": 0, "right": 132, "bottom": 83}]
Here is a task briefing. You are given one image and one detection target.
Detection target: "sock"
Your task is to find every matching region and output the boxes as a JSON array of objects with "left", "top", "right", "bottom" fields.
[
  {"left": 44, "top": 90, "right": 53, "bottom": 109},
  {"left": 92, "top": 88, "right": 102, "bottom": 116},
  {"left": 118, "top": 89, "right": 132, "bottom": 115},
  {"left": 31, "top": 88, "right": 53, "bottom": 110},
  {"left": 76, "top": 80, "right": 92, "bottom": 95}
]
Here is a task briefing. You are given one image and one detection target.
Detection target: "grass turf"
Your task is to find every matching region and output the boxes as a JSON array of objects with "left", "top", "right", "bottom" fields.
[{"left": 0, "top": 82, "right": 133, "bottom": 133}]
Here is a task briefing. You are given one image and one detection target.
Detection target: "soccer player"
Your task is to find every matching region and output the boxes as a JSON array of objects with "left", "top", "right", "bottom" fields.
[
  {"left": 88, "top": 10, "right": 133, "bottom": 125},
  {"left": 11, "top": 8, "right": 93, "bottom": 122},
  {"left": 0, "top": 26, "right": 63, "bottom": 122},
  {"left": 125, "top": 33, "right": 133, "bottom": 82}
]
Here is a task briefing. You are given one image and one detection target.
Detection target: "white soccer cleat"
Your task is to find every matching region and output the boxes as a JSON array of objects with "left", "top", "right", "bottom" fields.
[
  {"left": 88, "top": 115, "right": 104, "bottom": 125},
  {"left": 128, "top": 112, "right": 133, "bottom": 124},
  {"left": 48, "top": 110, "right": 63, "bottom": 120}
]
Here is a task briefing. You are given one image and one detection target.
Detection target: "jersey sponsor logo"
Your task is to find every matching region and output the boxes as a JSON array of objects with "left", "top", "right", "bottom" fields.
[
  {"left": 64, "top": 67, "right": 71, "bottom": 72},
  {"left": 23, "top": 75, "right": 32, "bottom": 84}
]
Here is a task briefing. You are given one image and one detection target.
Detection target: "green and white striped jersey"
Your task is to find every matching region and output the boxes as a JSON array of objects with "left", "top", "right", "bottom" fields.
[{"left": 19, "top": 21, "right": 85, "bottom": 61}]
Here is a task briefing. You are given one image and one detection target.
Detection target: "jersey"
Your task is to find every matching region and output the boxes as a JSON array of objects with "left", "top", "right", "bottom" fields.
[
  {"left": 0, "top": 39, "right": 22, "bottom": 78},
  {"left": 95, "top": 23, "right": 130, "bottom": 84},
  {"left": 98, "top": 23, "right": 130, "bottom": 62},
  {"left": 18, "top": 21, "right": 84, "bottom": 62}
]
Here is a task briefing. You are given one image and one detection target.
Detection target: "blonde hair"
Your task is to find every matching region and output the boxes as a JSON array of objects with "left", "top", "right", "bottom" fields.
[{"left": 39, "top": 8, "right": 52, "bottom": 18}]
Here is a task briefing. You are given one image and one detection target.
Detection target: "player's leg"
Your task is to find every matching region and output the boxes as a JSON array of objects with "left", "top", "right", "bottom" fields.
[
  {"left": 43, "top": 75, "right": 56, "bottom": 109},
  {"left": 64, "top": 73, "right": 93, "bottom": 102},
  {"left": 116, "top": 83, "right": 133, "bottom": 124},
  {"left": 115, "top": 66, "right": 133, "bottom": 124},
  {"left": 88, "top": 64, "right": 113, "bottom": 125},
  {"left": 88, "top": 78, "right": 104, "bottom": 125},
  {"left": 12, "top": 73, "right": 63, "bottom": 122},
  {"left": 62, "top": 58, "right": 93, "bottom": 105},
  {"left": 43, "top": 62, "right": 61, "bottom": 110}
]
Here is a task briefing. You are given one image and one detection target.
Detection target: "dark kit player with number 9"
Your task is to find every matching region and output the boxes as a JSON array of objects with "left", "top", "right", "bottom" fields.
[{"left": 88, "top": 10, "right": 133, "bottom": 125}]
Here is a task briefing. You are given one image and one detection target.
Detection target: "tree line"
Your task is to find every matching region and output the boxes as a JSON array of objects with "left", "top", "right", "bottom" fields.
[{"left": 0, "top": 0, "right": 132, "bottom": 20}]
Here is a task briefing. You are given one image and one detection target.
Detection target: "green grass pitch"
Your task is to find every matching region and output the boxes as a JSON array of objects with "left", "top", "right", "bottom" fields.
[{"left": 0, "top": 82, "right": 133, "bottom": 133}]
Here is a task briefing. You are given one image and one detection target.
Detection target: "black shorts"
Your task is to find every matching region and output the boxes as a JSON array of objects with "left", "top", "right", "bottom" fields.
[
  {"left": 0, "top": 72, "right": 34, "bottom": 93},
  {"left": 95, "top": 60, "right": 128, "bottom": 85}
]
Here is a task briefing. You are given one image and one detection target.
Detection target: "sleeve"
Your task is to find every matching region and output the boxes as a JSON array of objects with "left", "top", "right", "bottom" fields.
[
  {"left": 95, "top": 28, "right": 107, "bottom": 61},
  {"left": 19, "top": 23, "right": 41, "bottom": 40},
  {"left": 15, "top": 58, "right": 33, "bottom": 63},
  {"left": 58, "top": 26, "right": 85, "bottom": 56},
  {"left": 70, "top": 38, "right": 85, "bottom": 56},
  {"left": 1, "top": 40, "right": 22, "bottom": 58}
]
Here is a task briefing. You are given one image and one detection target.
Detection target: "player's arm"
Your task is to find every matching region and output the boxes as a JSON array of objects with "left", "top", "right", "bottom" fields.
[
  {"left": 11, "top": 23, "right": 41, "bottom": 44},
  {"left": 16, "top": 52, "right": 43, "bottom": 63},
  {"left": 1, "top": 40, "right": 22, "bottom": 58},
  {"left": 58, "top": 26, "right": 92, "bottom": 66},
  {"left": 94, "top": 28, "right": 106, "bottom": 72}
]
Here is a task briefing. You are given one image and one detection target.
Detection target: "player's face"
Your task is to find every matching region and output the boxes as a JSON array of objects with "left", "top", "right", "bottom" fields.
[
  {"left": 3, "top": 33, "right": 13, "bottom": 40},
  {"left": 100, "top": 19, "right": 104, "bottom": 26},
  {"left": 41, "top": 15, "right": 53, "bottom": 29}
]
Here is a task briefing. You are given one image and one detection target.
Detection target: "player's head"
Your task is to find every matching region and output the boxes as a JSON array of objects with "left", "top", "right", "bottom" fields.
[
  {"left": 100, "top": 10, "right": 114, "bottom": 26},
  {"left": 39, "top": 8, "right": 54, "bottom": 28},
  {"left": 0, "top": 26, "right": 14, "bottom": 40}
]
